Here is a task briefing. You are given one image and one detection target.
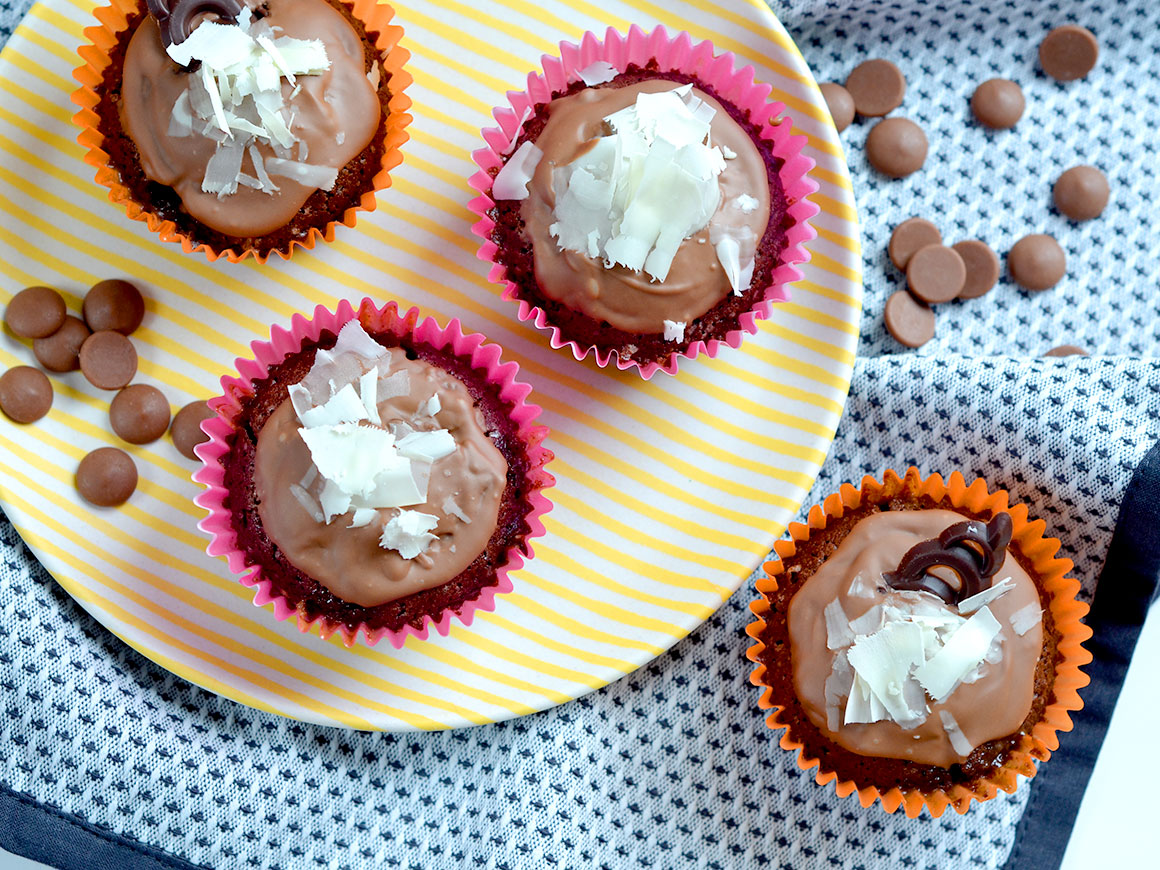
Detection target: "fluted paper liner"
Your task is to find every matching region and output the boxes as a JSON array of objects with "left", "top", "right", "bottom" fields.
[
  {"left": 468, "top": 24, "right": 818, "bottom": 379},
  {"left": 745, "top": 468, "right": 1092, "bottom": 818},
  {"left": 71, "top": 0, "right": 412, "bottom": 263},
  {"left": 192, "top": 298, "right": 555, "bottom": 648}
]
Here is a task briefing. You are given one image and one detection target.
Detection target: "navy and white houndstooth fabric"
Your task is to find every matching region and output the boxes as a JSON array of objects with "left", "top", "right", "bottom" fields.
[
  {"left": 3, "top": 0, "right": 1160, "bottom": 868},
  {"left": 782, "top": 0, "right": 1160, "bottom": 360},
  {"left": 4, "top": 355, "right": 1159, "bottom": 870}
]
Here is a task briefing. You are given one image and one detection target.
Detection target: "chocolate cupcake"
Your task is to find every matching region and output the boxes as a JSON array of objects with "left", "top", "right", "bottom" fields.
[
  {"left": 470, "top": 26, "right": 817, "bottom": 379},
  {"left": 72, "top": 0, "right": 412, "bottom": 262},
  {"left": 194, "top": 299, "right": 554, "bottom": 647},
  {"left": 746, "top": 468, "right": 1091, "bottom": 816}
]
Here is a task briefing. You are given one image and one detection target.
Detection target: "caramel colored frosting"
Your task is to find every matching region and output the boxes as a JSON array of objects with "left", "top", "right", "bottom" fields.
[
  {"left": 787, "top": 510, "right": 1044, "bottom": 768},
  {"left": 120, "top": 0, "right": 381, "bottom": 238},
  {"left": 253, "top": 354, "right": 508, "bottom": 609},
  {"left": 520, "top": 80, "right": 771, "bottom": 334}
]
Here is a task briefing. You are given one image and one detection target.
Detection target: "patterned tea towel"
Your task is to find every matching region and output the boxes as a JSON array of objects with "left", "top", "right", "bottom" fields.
[{"left": 2, "top": 1, "right": 1159, "bottom": 869}]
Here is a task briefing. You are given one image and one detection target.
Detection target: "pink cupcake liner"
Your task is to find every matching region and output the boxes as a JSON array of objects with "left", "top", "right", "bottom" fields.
[
  {"left": 192, "top": 298, "right": 555, "bottom": 649},
  {"left": 468, "top": 24, "right": 819, "bottom": 379}
]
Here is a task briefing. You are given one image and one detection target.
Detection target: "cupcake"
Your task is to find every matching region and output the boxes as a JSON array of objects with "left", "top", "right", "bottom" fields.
[
  {"left": 72, "top": 0, "right": 412, "bottom": 262},
  {"left": 193, "top": 299, "right": 554, "bottom": 647},
  {"left": 469, "top": 26, "right": 817, "bottom": 379},
  {"left": 746, "top": 469, "right": 1091, "bottom": 817}
]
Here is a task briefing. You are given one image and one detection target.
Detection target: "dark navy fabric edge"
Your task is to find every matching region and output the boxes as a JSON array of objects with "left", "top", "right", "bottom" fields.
[
  {"left": 0, "top": 783, "right": 209, "bottom": 870},
  {"left": 1003, "top": 439, "right": 1160, "bottom": 870}
]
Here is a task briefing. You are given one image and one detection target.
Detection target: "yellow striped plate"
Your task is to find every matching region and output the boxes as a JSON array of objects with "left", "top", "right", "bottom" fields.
[{"left": 0, "top": 0, "right": 861, "bottom": 730}]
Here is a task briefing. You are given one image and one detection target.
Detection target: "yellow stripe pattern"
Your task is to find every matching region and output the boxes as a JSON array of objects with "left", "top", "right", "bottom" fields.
[{"left": 0, "top": 0, "right": 862, "bottom": 730}]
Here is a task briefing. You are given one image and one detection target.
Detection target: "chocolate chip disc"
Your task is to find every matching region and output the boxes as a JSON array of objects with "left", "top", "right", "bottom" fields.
[
  {"left": 845, "top": 59, "right": 906, "bottom": 117},
  {"left": 5, "top": 285, "right": 66, "bottom": 339},
  {"left": 170, "top": 400, "right": 216, "bottom": 460},
  {"left": 1054, "top": 165, "right": 1109, "bottom": 221},
  {"left": 889, "top": 218, "right": 942, "bottom": 270},
  {"left": 0, "top": 366, "right": 53, "bottom": 424},
  {"left": 83, "top": 279, "right": 145, "bottom": 336},
  {"left": 970, "top": 78, "right": 1025, "bottom": 129},
  {"left": 1009, "top": 234, "right": 1066, "bottom": 291},
  {"left": 79, "top": 330, "right": 138, "bottom": 390},
  {"left": 76, "top": 447, "right": 137, "bottom": 507},
  {"left": 866, "top": 118, "right": 928, "bottom": 178},
  {"left": 819, "top": 82, "right": 855, "bottom": 132},
  {"left": 1039, "top": 25, "right": 1099, "bottom": 82},
  {"left": 907, "top": 245, "right": 966, "bottom": 304},
  {"left": 952, "top": 240, "right": 1001, "bottom": 299},
  {"left": 884, "top": 290, "right": 935, "bottom": 348},
  {"left": 110, "top": 384, "right": 171, "bottom": 445},
  {"left": 33, "top": 315, "right": 91, "bottom": 373},
  {"left": 1044, "top": 345, "right": 1088, "bottom": 357}
]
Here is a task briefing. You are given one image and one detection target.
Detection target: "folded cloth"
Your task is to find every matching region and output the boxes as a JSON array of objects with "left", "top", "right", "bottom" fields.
[
  {"left": 2, "top": 355, "right": 1157, "bottom": 870},
  {"left": 1, "top": 1, "right": 1159, "bottom": 869}
]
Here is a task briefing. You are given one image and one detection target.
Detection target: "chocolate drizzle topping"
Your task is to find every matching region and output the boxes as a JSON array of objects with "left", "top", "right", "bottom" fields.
[
  {"left": 881, "top": 513, "right": 1014, "bottom": 605},
  {"left": 146, "top": 0, "right": 245, "bottom": 48}
]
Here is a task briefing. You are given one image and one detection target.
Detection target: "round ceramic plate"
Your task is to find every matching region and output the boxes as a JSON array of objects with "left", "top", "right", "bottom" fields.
[{"left": 0, "top": 0, "right": 861, "bottom": 730}]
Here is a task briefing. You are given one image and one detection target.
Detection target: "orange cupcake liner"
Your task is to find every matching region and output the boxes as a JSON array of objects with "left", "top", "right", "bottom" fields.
[
  {"left": 70, "top": 0, "right": 412, "bottom": 264},
  {"left": 745, "top": 467, "right": 1093, "bottom": 818}
]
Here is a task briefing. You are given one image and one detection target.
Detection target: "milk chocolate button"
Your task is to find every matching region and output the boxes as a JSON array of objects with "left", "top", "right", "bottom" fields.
[
  {"left": 1044, "top": 345, "right": 1088, "bottom": 357},
  {"left": 171, "top": 400, "right": 215, "bottom": 460},
  {"left": 5, "top": 285, "right": 66, "bottom": 339},
  {"left": 1039, "top": 25, "right": 1099, "bottom": 81},
  {"left": 884, "top": 290, "right": 935, "bottom": 348},
  {"left": 1054, "top": 165, "right": 1109, "bottom": 221},
  {"left": 79, "top": 331, "right": 137, "bottom": 390},
  {"left": 907, "top": 245, "right": 966, "bottom": 304},
  {"left": 866, "top": 118, "right": 927, "bottom": 178},
  {"left": 952, "top": 240, "right": 1001, "bottom": 299},
  {"left": 83, "top": 279, "right": 145, "bottom": 336},
  {"left": 889, "top": 218, "right": 942, "bottom": 270},
  {"left": 1009, "top": 234, "right": 1066, "bottom": 291},
  {"left": 819, "top": 82, "right": 855, "bottom": 132},
  {"left": 33, "top": 315, "right": 91, "bottom": 373},
  {"left": 76, "top": 447, "right": 137, "bottom": 507},
  {"left": 970, "top": 78, "right": 1025, "bottom": 129},
  {"left": 0, "top": 366, "right": 53, "bottom": 424},
  {"left": 845, "top": 59, "right": 906, "bottom": 117},
  {"left": 110, "top": 384, "right": 171, "bottom": 445}
]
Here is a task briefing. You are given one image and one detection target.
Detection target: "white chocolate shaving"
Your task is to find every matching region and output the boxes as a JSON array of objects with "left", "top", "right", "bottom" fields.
[
  {"left": 823, "top": 598, "right": 855, "bottom": 650},
  {"left": 263, "top": 157, "right": 338, "bottom": 191},
  {"left": 913, "top": 606, "right": 1003, "bottom": 702},
  {"left": 956, "top": 576, "right": 1015, "bottom": 614},
  {"left": 549, "top": 86, "right": 726, "bottom": 282},
  {"left": 939, "top": 710, "right": 975, "bottom": 757},
  {"left": 165, "top": 12, "right": 336, "bottom": 198},
  {"left": 1009, "top": 603, "right": 1042, "bottom": 636},
  {"left": 662, "top": 320, "right": 686, "bottom": 343},
  {"left": 290, "top": 322, "right": 459, "bottom": 557},
  {"left": 442, "top": 495, "right": 471, "bottom": 524},
  {"left": 289, "top": 483, "right": 323, "bottom": 523},
  {"left": 380, "top": 510, "right": 439, "bottom": 559},
  {"left": 733, "top": 193, "right": 759, "bottom": 213},
  {"left": 493, "top": 140, "right": 544, "bottom": 201},
  {"left": 845, "top": 620, "right": 927, "bottom": 726},
  {"left": 577, "top": 60, "right": 618, "bottom": 86}
]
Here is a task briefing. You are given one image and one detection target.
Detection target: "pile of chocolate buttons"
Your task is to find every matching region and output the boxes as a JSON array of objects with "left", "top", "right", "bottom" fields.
[
  {"left": 819, "top": 24, "right": 1109, "bottom": 350},
  {"left": 3, "top": 279, "right": 214, "bottom": 507}
]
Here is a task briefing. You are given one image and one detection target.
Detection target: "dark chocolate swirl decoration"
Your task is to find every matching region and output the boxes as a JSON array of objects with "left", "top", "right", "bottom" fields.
[
  {"left": 146, "top": 0, "right": 245, "bottom": 48},
  {"left": 881, "top": 513, "right": 1014, "bottom": 605}
]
